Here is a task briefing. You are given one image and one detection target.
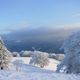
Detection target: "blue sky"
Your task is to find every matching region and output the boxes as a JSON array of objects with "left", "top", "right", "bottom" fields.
[{"left": 0, "top": 0, "right": 80, "bottom": 34}]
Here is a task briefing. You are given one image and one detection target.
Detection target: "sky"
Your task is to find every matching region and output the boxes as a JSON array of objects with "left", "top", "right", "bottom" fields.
[{"left": 0, "top": 0, "right": 80, "bottom": 34}]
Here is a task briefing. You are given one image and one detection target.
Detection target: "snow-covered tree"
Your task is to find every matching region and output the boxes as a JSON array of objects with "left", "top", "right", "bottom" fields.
[
  {"left": 56, "top": 31, "right": 80, "bottom": 74},
  {"left": 20, "top": 50, "right": 32, "bottom": 57},
  {"left": 13, "top": 59, "right": 23, "bottom": 71},
  {"left": 0, "top": 37, "right": 12, "bottom": 70},
  {"left": 29, "top": 51, "right": 49, "bottom": 68},
  {"left": 12, "top": 52, "right": 20, "bottom": 57},
  {"left": 55, "top": 54, "right": 64, "bottom": 61},
  {"left": 49, "top": 53, "right": 64, "bottom": 61}
]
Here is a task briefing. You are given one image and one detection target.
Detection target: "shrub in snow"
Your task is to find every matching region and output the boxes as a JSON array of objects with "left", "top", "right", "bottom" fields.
[
  {"left": 49, "top": 53, "right": 64, "bottom": 61},
  {"left": 55, "top": 54, "right": 64, "bottom": 61},
  {"left": 13, "top": 59, "right": 23, "bottom": 71},
  {"left": 20, "top": 50, "right": 32, "bottom": 57},
  {"left": 0, "top": 37, "right": 12, "bottom": 70},
  {"left": 56, "top": 31, "right": 80, "bottom": 74},
  {"left": 12, "top": 52, "right": 20, "bottom": 57},
  {"left": 49, "top": 53, "right": 56, "bottom": 58},
  {"left": 29, "top": 51, "right": 49, "bottom": 68}
]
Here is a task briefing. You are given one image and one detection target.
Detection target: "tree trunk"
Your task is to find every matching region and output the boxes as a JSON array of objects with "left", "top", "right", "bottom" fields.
[{"left": 1, "top": 67, "right": 3, "bottom": 70}]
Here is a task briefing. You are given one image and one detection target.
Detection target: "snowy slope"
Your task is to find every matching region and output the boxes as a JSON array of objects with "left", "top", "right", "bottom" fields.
[
  {"left": 0, "top": 65, "right": 80, "bottom": 80},
  {"left": 0, "top": 57, "right": 80, "bottom": 80},
  {"left": 12, "top": 57, "right": 59, "bottom": 71}
]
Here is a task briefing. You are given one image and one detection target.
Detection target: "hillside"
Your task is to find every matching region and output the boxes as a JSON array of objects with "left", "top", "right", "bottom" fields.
[{"left": 0, "top": 57, "right": 79, "bottom": 80}]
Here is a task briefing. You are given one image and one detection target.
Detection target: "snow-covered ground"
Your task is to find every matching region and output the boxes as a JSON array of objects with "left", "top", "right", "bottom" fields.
[
  {"left": 0, "top": 57, "right": 80, "bottom": 80},
  {"left": 12, "top": 57, "right": 59, "bottom": 71}
]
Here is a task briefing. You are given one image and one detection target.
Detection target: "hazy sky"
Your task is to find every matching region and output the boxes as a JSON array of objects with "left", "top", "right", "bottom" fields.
[{"left": 0, "top": 0, "right": 80, "bottom": 34}]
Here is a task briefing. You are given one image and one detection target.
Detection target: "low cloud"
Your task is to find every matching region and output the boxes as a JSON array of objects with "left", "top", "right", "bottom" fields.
[
  {"left": 1, "top": 20, "right": 80, "bottom": 35},
  {"left": 56, "top": 23, "right": 80, "bottom": 30},
  {"left": 1, "top": 20, "right": 32, "bottom": 34}
]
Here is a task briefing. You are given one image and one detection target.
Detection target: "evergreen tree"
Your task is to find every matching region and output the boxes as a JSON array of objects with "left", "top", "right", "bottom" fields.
[{"left": 0, "top": 37, "right": 12, "bottom": 70}]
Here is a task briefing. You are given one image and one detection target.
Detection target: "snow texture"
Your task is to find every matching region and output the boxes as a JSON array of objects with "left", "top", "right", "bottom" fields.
[{"left": 0, "top": 57, "right": 79, "bottom": 80}]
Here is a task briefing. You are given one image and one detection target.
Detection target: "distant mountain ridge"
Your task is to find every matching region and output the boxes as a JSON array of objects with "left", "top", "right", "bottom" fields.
[{"left": 1, "top": 27, "right": 80, "bottom": 53}]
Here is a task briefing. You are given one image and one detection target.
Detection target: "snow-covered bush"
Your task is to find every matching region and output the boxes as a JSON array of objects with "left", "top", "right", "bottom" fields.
[
  {"left": 20, "top": 50, "right": 32, "bottom": 57},
  {"left": 49, "top": 53, "right": 56, "bottom": 58},
  {"left": 0, "top": 37, "right": 12, "bottom": 70},
  {"left": 49, "top": 53, "right": 64, "bottom": 61},
  {"left": 56, "top": 31, "right": 80, "bottom": 74},
  {"left": 12, "top": 52, "right": 20, "bottom": 57},
  {"left": 55, "top": 54, "right": 64, "bottom": 61},
  {"left": 29, "top": 51, "right": 49, "bottom": 68},
  {"left": 13, "top": 59, "right": 23, "bottom": 71}
]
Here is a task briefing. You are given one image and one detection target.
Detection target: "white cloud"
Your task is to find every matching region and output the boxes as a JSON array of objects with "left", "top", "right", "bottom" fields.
[
  {"left": 0, "top": 20, "right": 32, "bottom": 34},
  {"left": 1, "top": 20, "right": 80, "bottom": 35},
  {"left": 56, "top": 23, "right": 80, "bottom": 30},
  {"left": 0, "top": 30, "right": 12, "bottom": 35}
]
